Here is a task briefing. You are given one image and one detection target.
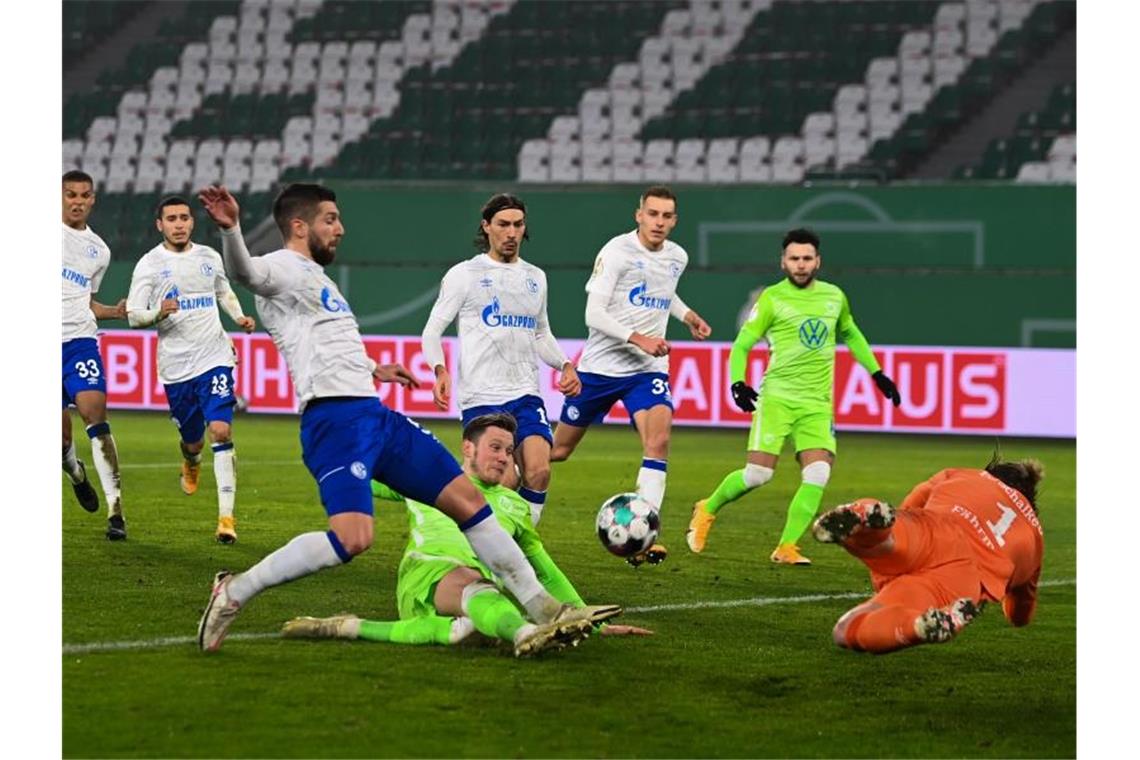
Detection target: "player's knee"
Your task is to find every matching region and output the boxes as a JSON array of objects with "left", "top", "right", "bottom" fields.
[
  {"left": 334, "top": 525, "right": 374, "bottom": 556},
  {"left": 743, "top": 463, "right": 775, "bottom": 488},
  {"left": 523, "top": 463, "right": 551, "bottom": 490},
  {"left": 802, "top": 460, "right": 831, "bottom": 487},
  {"left": 207, "top": 421, "right": 232, "bottom": 444}
]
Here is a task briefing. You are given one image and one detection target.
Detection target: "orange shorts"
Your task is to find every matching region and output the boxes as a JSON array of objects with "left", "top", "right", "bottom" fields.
[{"left": 864, "top": 510, "right": 983, "bottom": 610}]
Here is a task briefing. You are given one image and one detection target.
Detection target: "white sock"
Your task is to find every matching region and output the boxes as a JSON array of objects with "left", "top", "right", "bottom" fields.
[
  {"left": 87, "top": 426, "right": 122, "bottom": 517},
  {"left": 62, "top": 442, "right": 83, "bottom": 483},
  {"left": 637, "top": 458, "right": 668, "bottom": 510},
  {"left": 227, "top": 531, "right": 344, "bottom": 605},
  {"left": 518, "top": 487, "right": 547, "bottom": 527},
  {"left": 461, "top": 508, "right": 559, "bottom": 622},
  {"left": 212, "top": 444, "right": 236, "bottom": 518}
]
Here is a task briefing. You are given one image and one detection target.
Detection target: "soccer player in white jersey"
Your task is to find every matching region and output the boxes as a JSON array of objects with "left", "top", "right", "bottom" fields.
[
  {"left": 61, "top": 170, "right": 128, "bottom": 540},
  {"left": 194, "top": 183, "right": 618, "bottom": 651},
  {"left": 551, "top": 186, "right": 711, "bottom": 566},
  {"left": 422, "top": 194, "right": 580, "bottom": 526},
  {"left": 126, "top": 196, "right": 256, "bottom": 543}
]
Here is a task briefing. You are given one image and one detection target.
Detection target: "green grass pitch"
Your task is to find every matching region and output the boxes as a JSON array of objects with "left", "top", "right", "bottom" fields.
[{"left": 63, "top": 411, "right": 1075, "bottom": 758}]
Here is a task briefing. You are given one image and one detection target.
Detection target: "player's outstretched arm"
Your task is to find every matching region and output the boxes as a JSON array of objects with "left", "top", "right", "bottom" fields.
[{"left": 197, "top": 185, "right": 278, "bottom": 296}]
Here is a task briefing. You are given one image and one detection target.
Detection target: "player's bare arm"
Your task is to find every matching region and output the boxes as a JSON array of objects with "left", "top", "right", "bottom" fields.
[
  {"left": 557, "top": 362, "right": 581, "bottom": 397},
  {"left": 91, "top": 297, "right": 127, "bottom": 320}
]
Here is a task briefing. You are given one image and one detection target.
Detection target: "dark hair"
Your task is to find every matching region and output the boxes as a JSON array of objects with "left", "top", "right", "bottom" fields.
[
  {"left": 62, "top": 170, "right": 94, "bottom": 187},
  {"left": 462, "top": 412, "right": 518, "bottom": 443},
  {"left": 985, "top": 452, "right": 1045, "bottom": 511},
  {"left": 473, "top": 193, "right": 529, "bottom": 252},
  {"left": 782, "top": 227, "right": 820, "bottom": 252},
  {"left": 272, "top": 183, "right": 337, "bottom": 239},
  {"left": 155, "top": 195, "right": 192, "bottom": 219},
  {"left": 640, "top": 185, "right": 677, "bottom": 209}
]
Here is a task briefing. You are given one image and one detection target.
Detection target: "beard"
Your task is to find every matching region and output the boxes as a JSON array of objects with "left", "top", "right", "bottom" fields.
[
  {"left": 783, "top": 266, "right": 819, "bottom": 289},
  {"left": 309, "top": 231, "right": 336, "bottom": 266}
]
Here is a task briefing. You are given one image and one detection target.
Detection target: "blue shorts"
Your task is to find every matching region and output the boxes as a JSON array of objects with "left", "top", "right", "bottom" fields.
[
  {"left": 164, "top": 366, "right": 237, "bottom": 443},
  {"left": 461, "top": 394, "right": 553, "bottom": 446},
  {"left": 558, "top": 371, "right": 673, "bottom": 427},
  {"left": 300, "top": 397, "right": 463, "bottom": 517},
  {"left": 62, "top": 338, "right": 106, "bottom": 408}
]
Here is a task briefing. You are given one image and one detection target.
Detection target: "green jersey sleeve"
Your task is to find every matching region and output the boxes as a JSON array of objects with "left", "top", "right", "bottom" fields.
[
  {"left": 371, "top": 481, "right": 404, "bottom": 502},
  {"left": 729, "top": 289, "right": 775, "bottom": 384},
  {"left": 489, "top": 486, "right": 585, "bottom": 606},
  {"left": 836, "top": 291, "right": 881, "bottom": 375}
]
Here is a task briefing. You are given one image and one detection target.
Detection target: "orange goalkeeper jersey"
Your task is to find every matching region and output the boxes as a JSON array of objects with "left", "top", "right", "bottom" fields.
[{"left": 899, "top": 468, "right": 1045, "bottom": 626}]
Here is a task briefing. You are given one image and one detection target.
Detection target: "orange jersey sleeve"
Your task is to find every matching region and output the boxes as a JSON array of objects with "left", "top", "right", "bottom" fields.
[
  {"left": 1002, "top": 567, "right": 1040, "bottom": 627},
  {"left": 921, "top": 470, "right": 1045, "bottom": 607},
  {"left": 899, "top": 469, "right": 957, "bottom": 510}
]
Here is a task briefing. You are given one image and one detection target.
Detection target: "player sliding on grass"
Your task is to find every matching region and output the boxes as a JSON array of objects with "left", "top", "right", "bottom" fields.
[
  {"left": 283, "top": 413, "right": 645, "bottom": 656},
  {"left": 195, "top": 184, "right": 619, "bottom": 652},
  {"left": 812, "top": 455, "right": 1045, "bottom": 653},
  {"left": 688, "top": 228, "right": 900, "bottom": 565}
]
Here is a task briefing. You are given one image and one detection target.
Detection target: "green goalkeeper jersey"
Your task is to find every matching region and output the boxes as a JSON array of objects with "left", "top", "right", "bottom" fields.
[
  {"left": 373, "top": 479, "right": 585, "bottom": 607},
  {"left": 730, "top": 278, "right": 880, "bottom": 406}
]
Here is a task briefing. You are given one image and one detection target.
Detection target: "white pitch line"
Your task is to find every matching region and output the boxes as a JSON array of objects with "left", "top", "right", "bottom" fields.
[
  {"left": 117, "top": 459, "right": 300, "bottom": 470},
  {"left": 61, "top": 579, "right": 1075, "bottom": 656}
]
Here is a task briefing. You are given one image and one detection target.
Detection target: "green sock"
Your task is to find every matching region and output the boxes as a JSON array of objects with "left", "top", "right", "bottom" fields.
[
  {"left": 703, "top": 469, "right": 753, "bottom": 514},
  {"left": 465, "top": 589, "right": 527, "bottom": 643},
  {"left": 778, "top": 482, "right": 826, "bottom": 545},
  {"left": 358, "top": 616, "right": 454, "bottom": 645}
]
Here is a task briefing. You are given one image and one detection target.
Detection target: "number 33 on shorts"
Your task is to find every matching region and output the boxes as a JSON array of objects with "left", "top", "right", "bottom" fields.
[{"left": 651, "top": 377, "right": 671, "bottom": 399}]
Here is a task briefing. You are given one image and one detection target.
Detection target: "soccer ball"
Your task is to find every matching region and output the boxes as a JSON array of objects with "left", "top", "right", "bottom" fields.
[{"left": 596, "top": 493, "right": 660, "bottom": 558}]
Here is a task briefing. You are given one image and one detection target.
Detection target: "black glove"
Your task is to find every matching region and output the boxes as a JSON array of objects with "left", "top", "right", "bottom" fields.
[
  {"left": 872, "top": 371, "right": 901, "bottom": 407},
  {"left": 730, "top": 381, "right": 758, "bottom": 413}
]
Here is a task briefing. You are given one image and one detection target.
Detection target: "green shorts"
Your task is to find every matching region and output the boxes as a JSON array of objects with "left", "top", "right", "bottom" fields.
[
  {"left": 395, "top": 549, "right": 493, "bottom": 620},
  {"left": 747, "top": 395, "right": 836, "bottom": 456}
]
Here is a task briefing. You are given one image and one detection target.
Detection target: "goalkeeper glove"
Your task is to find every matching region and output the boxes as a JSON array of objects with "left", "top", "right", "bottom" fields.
[
  {"left": 872, "top": 371, "right": 901, "bottom": 407},
  {"left": 730, "top": 381, "right": 758, "bottom": 413}
]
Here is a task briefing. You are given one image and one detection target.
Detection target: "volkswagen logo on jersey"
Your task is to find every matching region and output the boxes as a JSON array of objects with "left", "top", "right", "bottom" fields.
[
  {"left": 481, "top": 296, "right": 536, "bottom": 329},
  {"left": 350, "top": 461, "right": 368, "bottom": 479},
  {"left": 628, "top": 281, "right": 672, "bottom": 310},
  {"left": 798, "top": 318, "right": 829, "bottom": 349},
  {"left": 200, "top": 262, "right": 215, "bottom": 277},
  {"left": 320, "top": 286, "right": 351, "bottom": 313}
]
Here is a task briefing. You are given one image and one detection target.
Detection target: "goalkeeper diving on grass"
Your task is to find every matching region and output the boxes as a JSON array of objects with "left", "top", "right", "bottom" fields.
[
  {"left": 283, "top": 412, "right": 651, "bottom": 656},
  {"left": 687, "top": 228, "right": 901, "bottom": 565}
]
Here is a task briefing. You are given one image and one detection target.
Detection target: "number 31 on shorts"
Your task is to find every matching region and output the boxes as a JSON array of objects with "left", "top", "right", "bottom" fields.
[{"left": 651, "top": 378, "right": 670, "bottom": 396}]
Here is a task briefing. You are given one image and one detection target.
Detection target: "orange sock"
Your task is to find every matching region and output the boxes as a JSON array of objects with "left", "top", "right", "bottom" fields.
[{"left": 845, "top": 606, "right": 923, "bottom": 653}]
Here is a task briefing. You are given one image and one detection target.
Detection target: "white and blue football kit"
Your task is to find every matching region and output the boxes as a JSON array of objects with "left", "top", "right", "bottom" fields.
[
  {"left": 127, "top": 242, "right": 246, "bottom": 442},
  {"left": 560, "top": 230, "right": 689, "bottom": 427},
  {"left": 219, "top": 231, "right": 460, "bottom": 517},
  {"left": 62, "top": 223, "right": 112, "bottom": 406},
  {"left": 422, "top": 253, "right": 569, "bottom": 445}
]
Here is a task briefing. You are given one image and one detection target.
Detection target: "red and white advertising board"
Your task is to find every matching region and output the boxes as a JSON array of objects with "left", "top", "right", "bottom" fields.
[{"left": 95, "top": 330, "right": 1075, "bottom": 438}]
